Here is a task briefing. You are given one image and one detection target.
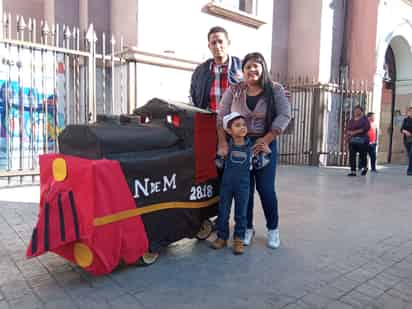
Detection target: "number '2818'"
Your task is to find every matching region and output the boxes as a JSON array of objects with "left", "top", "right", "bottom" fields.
[{"left": 189, "top": 185, "right": 213, "bottom": 201}]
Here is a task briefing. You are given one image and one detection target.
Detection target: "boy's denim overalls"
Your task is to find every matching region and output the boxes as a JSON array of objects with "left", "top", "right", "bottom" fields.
[{"left": 217, "top": 138, "right": 252, "bottom": 240}]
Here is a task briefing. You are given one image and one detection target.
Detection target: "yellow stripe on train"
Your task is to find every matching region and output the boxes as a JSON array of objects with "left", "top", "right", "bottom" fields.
[{"left": 93, "top": 196, "right": 219, "bottom": 227}]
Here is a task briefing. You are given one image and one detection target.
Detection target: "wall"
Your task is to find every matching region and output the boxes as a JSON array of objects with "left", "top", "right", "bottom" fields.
[
  {"left": 374, "top": 0, "right": 412, "bottom": 164},
  {"left": 131, "top": 0, "right": 274, "bottom": 106},
  {"left": 136, "top": 0, "right": 274, "bottom": 64}
]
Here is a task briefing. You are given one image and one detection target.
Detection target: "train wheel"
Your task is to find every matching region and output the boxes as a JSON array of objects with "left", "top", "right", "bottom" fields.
[
  {"left": 137, "top": 252, "right": 159, "bottom": 266},
  {"left": 196, "top": 219, "right": 213, "bottom": 240}
]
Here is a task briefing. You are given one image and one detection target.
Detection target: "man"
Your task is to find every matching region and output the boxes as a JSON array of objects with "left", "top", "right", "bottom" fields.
[
  {"left": 190, "top": 26, "right": 242, "bottom": 111},
  {"left": 367, "top": 112, "right": 378, "bottom": 172}
]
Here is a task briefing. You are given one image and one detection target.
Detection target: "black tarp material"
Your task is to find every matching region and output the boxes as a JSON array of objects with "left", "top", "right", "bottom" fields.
[{"left": 59, "top": 98, "right": 219, "bottom": 251}]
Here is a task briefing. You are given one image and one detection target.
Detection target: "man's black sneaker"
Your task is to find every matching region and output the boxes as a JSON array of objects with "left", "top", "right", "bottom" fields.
[{"left": 347, "top": 172, "right": 356, "bottom": 177}]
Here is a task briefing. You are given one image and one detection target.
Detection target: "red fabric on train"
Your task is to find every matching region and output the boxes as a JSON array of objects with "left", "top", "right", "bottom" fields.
[
  {"left": 26, "top": 154, "right": 148, "bottom": 275},
  {"left": 194, "top": 113, "right": 218, "bottom": 184}
]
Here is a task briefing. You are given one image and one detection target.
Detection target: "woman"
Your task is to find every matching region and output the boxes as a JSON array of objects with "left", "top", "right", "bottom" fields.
[
  {"left": 347, "top": 106, "right": 370, "bottom": 176},
  {"left": 401, "top": 106, "right": 412, "bottom": 176},
  {"left": 216, "top": 52, "right": 291, "bottom": 249}
]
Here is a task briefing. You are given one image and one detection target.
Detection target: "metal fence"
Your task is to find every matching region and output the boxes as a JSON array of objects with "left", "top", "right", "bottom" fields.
[
  {"left": 0, "top": 14, "right": 128, "bottom": 184},
  {"left": 277, "top": 77, "right": 372, "bottom": 166}
]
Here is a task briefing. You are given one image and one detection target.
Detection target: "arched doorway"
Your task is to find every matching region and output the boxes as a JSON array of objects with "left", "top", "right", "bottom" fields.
[{"left": 378, "top": 36, "right": 412, "bottom": 164}]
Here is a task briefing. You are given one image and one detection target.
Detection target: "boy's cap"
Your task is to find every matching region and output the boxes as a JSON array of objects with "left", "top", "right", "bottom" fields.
[{"left": 223, "top": 112, "right": 244, "bottom": 131}]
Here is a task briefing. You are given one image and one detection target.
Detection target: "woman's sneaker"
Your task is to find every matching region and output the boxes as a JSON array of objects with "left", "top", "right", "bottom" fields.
[
  {"left": 243, "top": 229, "right": 255, "bottom": 246},
  {"left": 267, "top": 229, "right": 280, "bottom": 249}
]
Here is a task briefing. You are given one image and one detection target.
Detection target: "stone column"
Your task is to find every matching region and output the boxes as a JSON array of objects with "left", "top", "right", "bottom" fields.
[
  {"left": 79, "top": 0, "right": 88, "bottom": 48},
  {"left": 44, "top": 0, "right": 55, "bottom": 26},
  {"left": 0, "top": 0, "right": 3, "bottom": 39}
]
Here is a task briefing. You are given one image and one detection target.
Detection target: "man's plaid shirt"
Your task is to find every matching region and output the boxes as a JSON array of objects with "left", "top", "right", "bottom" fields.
[{"left": 209, "top": 62, "right": 229, "bottom": 112}]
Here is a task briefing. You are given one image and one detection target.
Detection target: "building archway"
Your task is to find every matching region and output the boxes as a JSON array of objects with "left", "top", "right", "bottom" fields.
[{"left": 376, "top": 35, "right": 412, "bottom": 164}]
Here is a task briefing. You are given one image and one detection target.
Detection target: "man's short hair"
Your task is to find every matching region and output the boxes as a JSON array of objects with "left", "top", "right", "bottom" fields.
[
  {"left": 367, "top": 112, "right": 375, "bottom": 117},
  {"left": 207, "top": 26, "right": 229, "bottom": 41}
]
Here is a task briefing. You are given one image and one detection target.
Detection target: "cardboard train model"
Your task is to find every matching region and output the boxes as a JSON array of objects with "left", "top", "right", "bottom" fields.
[{"left": 26, "top": 98, "right": 219, "bottom": 275}]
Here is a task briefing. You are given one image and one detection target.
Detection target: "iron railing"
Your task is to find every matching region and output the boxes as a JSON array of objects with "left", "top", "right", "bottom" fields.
[
  {"left": 0, "top": 14, "right": 127, "bottom": 185},
  {"left": 277, "top": 77, "right": 372, "bottom": 166}
]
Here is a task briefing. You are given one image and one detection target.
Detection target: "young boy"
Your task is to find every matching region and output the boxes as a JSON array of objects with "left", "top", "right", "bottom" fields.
[
  {"left": 211, "top": 112, "right": 252, "bottom": 255},
  {"left": 367, "top": 112, "right": 378, "bottom": 172}
]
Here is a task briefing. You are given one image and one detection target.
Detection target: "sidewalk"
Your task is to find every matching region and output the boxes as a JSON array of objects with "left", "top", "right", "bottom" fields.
[{"left": 0, "top": 165, "right": 411, "bottom": 308}]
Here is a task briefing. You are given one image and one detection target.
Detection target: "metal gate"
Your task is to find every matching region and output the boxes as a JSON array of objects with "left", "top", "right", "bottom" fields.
[
  {"left": 0, "top": 15, "right": 127, "bottom": 185},
  {"left": 277, "top": 78, "right": 371, "bottom": 166}
]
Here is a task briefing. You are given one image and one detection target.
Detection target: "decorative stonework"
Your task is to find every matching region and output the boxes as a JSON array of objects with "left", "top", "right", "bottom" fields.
[{"left": 204, "top": 2, "right": 266, "bottom": 28}]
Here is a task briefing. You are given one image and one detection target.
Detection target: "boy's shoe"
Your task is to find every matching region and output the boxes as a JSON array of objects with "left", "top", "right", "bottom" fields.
[
  {"left": 233, "top": 237, "right": 244, "bottom": 255},
  {"left": 243, "top": 229, "right": 255, "bottom": 246},
  {"left": 361, "top": 168, "right": 368, "bottom": 176},
  {"left": 211, "top": 238, "right": 227, "bottom": 250},
  {"left": 347, "top": 172, "right": 356, "bottom": 176},
  {"left": 267, "top": 229, "right": 280, "bottom": 249}
]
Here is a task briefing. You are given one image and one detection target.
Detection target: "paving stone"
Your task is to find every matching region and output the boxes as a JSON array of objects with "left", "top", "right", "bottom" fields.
[
  {"left": 43, "top": 298, "right": 80, "bottom": 309},
  {"left": 1, "top": 166, "right": 412, "bottom": 308},
  {"left": 7, "top": 292, "right": 43, "bottom": 309},
  {"left": 0, "top": 279, "right": 32, "bottom": 300},
  {"left": 382, "top": 265, "right": 412, "bottom": 280},
  {"left": 301, "top": 293, "right": 333, "bottom": 308},
  {"left": 386, "top": 288, "right": 412, "bottom": 302},
  {"left": 354, "top": 283, "right": 386, "bottom": 298},
  {"left": 339, "top": 290, "right": 375, "bottom": 308},
  {"left": 107, "top": 294, "right": 144, "bottom": 309},
  {"left": 372, "top": 293, "right": 412, "bottom": 309},
  {"left": 330, "top": 277, "right": 361, "bottom": 292},
  {"left": 324, "top": 301, "right": 353, "bottom": 309},
  {"left": 312, "top": 285, "right": 348, "bottom": 300},
  {"left": 367, "top": 272, "right": 402, "bottom": 291},
  {"left": 0, "top": 301, "right": 9, "bottom": 309},
  {"left": 344, "top": 269, "right": 377, "bottom": 284}
]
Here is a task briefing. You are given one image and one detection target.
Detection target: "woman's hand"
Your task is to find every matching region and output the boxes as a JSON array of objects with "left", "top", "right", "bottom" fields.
[
  {"left": 252, "top": 133, "right": 275, "bottom": 155},
  {"left": 403, "top": 129, "right": 412, "bottom": 137},
  {"left": 217, "top": 141, "right": 229, "bottom": 157}
]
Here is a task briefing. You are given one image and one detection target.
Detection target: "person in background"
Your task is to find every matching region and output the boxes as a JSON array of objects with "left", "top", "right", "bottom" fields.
[
  {"left": 401, "top": 106, "right": 412, "bottom": 176},
  {"left": 190, "top": 26, "right": 242, "bottom": 111},
  {"left": 367, "top": 112, "right": 378, "bottom": 172},
  {"left": 347, "top": 106, "right": 370, "bottom": 176}
]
